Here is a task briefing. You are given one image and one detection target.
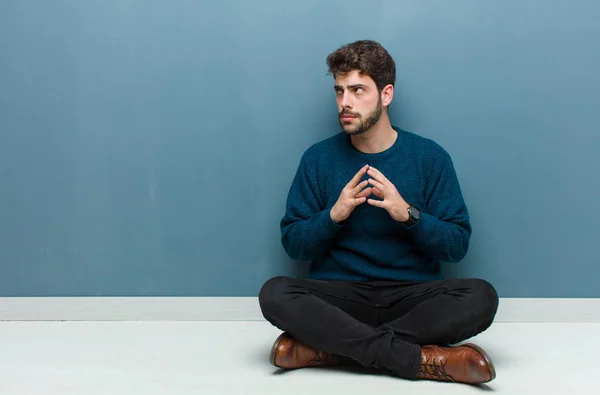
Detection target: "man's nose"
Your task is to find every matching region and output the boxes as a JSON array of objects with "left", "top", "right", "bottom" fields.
[{"left": 341, "top": 92, "right": 352, "bottom": 109}]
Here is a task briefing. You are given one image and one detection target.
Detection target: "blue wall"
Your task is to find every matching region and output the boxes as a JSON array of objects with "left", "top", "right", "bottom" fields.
[{"left": 1, "top": 1, "right": 599, "bottom": 297}]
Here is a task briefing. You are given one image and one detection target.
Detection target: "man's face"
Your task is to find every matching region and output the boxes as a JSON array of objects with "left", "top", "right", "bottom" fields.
[{"left": 334, "top": 70, "right": 382, "bottom": 136}]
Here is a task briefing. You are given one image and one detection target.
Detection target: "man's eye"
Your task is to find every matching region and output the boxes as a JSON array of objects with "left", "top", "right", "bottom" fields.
[{"left": 356, "top": 88, "right": 364, "bottom": 94}]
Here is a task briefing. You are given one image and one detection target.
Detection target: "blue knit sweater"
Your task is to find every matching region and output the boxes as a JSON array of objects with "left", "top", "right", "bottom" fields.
[{"left": 280, "top": 127, "right": 471, "bottom": 281}]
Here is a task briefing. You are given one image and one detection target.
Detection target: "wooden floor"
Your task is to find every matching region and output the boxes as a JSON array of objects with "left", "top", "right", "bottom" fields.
[{"left": 0, "top": 321, "right": 597, "bottom": 394}]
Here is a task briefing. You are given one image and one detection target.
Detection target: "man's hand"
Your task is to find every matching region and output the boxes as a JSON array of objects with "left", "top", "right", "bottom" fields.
[
  {"left": 330, "top": 164, "right": 373, "bottom": 223},
  {"left": 366, "top": 166, "right": 411, "bottom": 222}
]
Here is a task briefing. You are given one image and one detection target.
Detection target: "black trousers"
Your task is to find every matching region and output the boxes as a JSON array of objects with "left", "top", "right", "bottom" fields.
[{"left": 259, "top": 276, "right": 499, "bottom": 379}]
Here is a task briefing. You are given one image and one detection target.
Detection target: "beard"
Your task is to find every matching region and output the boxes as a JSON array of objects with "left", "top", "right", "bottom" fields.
[{"left": 339, "top": 97, "right": 383, "bottom": 136}]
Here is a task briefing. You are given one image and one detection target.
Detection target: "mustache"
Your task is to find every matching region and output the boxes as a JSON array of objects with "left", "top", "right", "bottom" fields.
[{"left": 339, "top": 110, "right": 361, "bottom": 118}]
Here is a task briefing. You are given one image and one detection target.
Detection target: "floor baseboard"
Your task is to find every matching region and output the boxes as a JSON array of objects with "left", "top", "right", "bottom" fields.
[{"left": 0, "top": 297, "right": 598, "bottom": 322}]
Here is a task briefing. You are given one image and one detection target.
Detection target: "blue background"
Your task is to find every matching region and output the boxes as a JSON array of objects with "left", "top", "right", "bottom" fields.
[{"left": 1, "top": 1, "right": 598, "bottom": 296}]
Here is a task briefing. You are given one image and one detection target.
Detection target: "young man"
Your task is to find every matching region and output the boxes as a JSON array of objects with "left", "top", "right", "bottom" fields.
[{"left": 259, "top": 40, "right": 499, "bottom": 384}]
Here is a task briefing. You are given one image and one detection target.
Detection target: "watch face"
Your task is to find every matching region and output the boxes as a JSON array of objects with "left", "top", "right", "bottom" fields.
[{"left": 409, "top": 206, "right": 421, "bottom": 220}]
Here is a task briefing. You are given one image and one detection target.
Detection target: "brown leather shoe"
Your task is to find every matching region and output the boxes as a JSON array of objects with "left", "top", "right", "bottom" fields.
[
  {"left": 269, "top": 332, "right": 340, "bottom": 369},
  {"left": 416, "top": 343, "right": 496, "bottom": 384}
]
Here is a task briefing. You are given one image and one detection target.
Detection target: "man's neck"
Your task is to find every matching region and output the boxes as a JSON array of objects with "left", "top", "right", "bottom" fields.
[{"left": 350, "top": 115, "right": 397, "bottom": 154}]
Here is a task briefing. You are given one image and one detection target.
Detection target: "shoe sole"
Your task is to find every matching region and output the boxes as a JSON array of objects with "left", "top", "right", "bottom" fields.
[
  {"left": 269, "top": 332, "right": 289, "bottom": 367},
  {"left": 461, "top": 343, "right": 496, "bottom": 383}
]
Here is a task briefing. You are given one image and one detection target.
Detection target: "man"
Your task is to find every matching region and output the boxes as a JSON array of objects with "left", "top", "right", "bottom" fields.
[{"left": 258, "top": 40, "right": 499, "bottom": 384}]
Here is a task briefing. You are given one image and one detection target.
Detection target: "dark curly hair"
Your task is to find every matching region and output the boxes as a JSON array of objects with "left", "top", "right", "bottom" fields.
[{"left": 326, "top": 40, "right": 396, "bottom": 91}]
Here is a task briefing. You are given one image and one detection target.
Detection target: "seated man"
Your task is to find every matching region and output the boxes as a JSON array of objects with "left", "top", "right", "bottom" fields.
[{"left": 259, "top": 40, "right": 499, "bottom": 384}]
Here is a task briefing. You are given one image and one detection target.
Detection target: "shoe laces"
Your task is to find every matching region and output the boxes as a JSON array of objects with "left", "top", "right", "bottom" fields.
[
  {"left": 419, "top": 356, "right": 453, "bottom": 381},
  {"left": 310, "top": 350, "right": 334, "bottom": 365}
]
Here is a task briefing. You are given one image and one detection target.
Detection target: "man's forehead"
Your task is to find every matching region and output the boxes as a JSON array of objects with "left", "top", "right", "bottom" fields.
[{"left": 334, "top": 71, "right": 375, "bottom": 87}]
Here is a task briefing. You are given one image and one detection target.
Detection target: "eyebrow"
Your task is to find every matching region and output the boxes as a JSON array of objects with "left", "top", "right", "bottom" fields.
[{"left": 334, "top": 84, "right": 368, "bottom": 90}]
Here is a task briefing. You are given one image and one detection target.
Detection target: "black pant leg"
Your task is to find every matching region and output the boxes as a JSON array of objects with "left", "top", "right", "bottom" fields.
[
  {"left": 376, "top": 278, "right": 499, "bottom": 346},
  {"left": 258, "top": 276, "right": 421, "bottom": 378}
]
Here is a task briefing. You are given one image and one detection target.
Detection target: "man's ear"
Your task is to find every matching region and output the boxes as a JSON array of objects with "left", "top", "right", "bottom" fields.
[{"left": 381, "top": 84, "right": 394, "bottom": 107}]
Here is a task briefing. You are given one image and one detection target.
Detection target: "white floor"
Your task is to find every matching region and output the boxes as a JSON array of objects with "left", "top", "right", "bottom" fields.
[{"left": 0, "top": 321, "right": 598, "bottom": 394}]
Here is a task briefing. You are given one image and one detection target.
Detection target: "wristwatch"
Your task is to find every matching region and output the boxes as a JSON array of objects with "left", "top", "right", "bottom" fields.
[{"left": 403, "top": 205, "right": 421, "bottom": 226}]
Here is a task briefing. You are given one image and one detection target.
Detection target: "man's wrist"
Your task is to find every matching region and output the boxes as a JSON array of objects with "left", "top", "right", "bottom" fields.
[
  {"left": 330, "top": 206, "right": 342, "bottom": 224},
  {"left": 394, "top": 203, "right": 411, "bottom": 223}
]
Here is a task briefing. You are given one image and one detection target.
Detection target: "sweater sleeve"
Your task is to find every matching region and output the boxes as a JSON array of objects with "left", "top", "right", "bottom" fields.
[
  {"left": 404, "top": 148, "right": 472, "bottom": 262},
  {"left": 280, "top": 152, "right": 344, "bottom": 261}
]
